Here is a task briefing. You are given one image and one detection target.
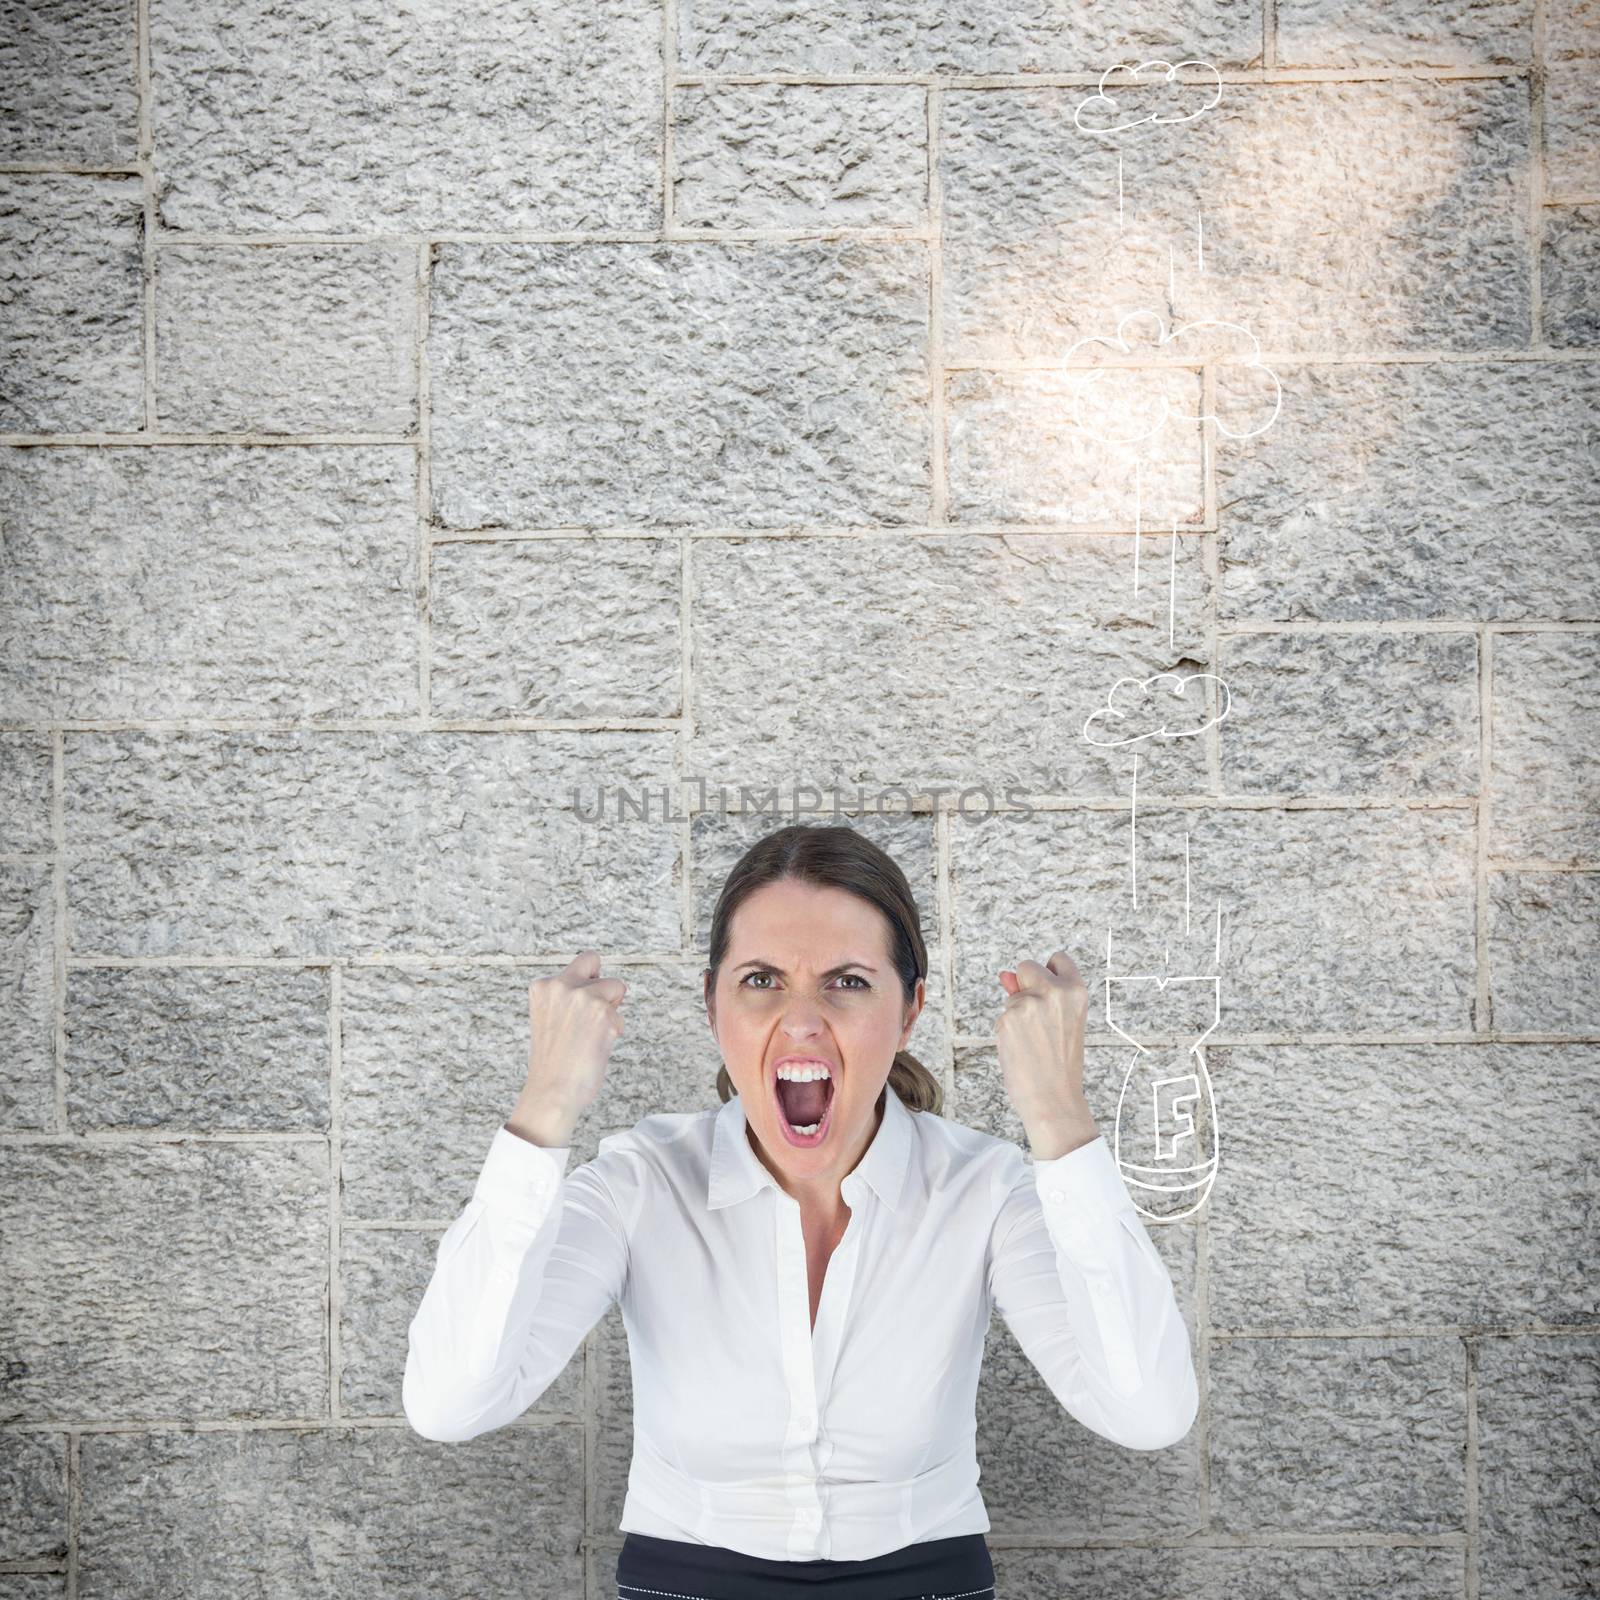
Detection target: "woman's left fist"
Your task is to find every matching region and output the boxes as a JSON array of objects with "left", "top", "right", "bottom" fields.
[{"left": 996, "top": 950, "right": 1091, "bottom": 1128}]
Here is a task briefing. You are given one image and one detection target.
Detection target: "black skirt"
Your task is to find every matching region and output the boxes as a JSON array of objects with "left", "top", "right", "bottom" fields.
[{"left": 616, "top": 1530, "right": 996, "bottom": 1600}]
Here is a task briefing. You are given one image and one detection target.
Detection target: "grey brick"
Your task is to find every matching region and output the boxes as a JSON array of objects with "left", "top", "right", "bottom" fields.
[
  {"left": 1209, "top": 1336, "right": 1466, "bottom": 1532},
  {"left": 1542, "top": 204, "right": 1600, "bottom": 347},
  {"left": 64, "top": 965, "right": 331, "bottom": 1131},
  {"left": 689, "top": 534, "right": 1209, "bottom": 797},
  {"left": 0, "top": 445, "right": 420, "bottom": 720},
  {"left": 1491, "top": 631, "right": 1600, "bottom": 863},
  {"left": 673, "top": 84, "right": 926, "bottom": 231},
  {"left": 1477, "top": 1334, "right": 1600, "bottom": 1599},
  {"left": 941, "top": 77, "right": 1530, "bottom": 366},
  {"left": 1488, "top": 871, "right": 1600, "bottom": 1032},
  {"left": 0, "top": 731, "right": 54, "bottom": 854},
  {"left": 1217, "top": 360, "right": 1600, "bottom": 622},
  {"left": 677, "top": 0, "right": 1262, "bottom": 74},
  {"left": 947, "top": 367, "right": 1206, "bottom": 528},
  {"left": 949, "top": 805, "right": 1477, "bottom": 1036},
  {"left": 339, "top": 1225, "right": 581, "bottom": 1421},
  {"left": 0, "top": 1428, "right": 67, "bottom": 1561},
  {"left": 340, "top": 962, "right": 714, "bottom": 1219},
  {"left": 427, "top": 240, "right": 931, "bottom": 530},
  {"left": 429, "top": 537, "right": 682, "bottom": 720},
  {"left": 0, "top": 863, "right": 55, "bottom": 1132},
  {"left": 0, "top": 1139, "right": 327, "bottom": 1421},
  {"left": 977, "top": 1317, "right": 1200, "bottom": 1537},
  {"left": 1218, "top": 631, "right": 1480, "bottom": 797},
  {"left": 0, "top": 0, "right": 137, "bottom": 165},
  {"left": 591, "top": 1303, "right": 631, "bottom": 1529},
  {"left": 149, "top": 0, "right": 662, "bottom": 233},
  {"left": 1277, "top": 0, "right": 1533, "bottom": 66},
  {"left": 76, "top": 1424, "right": 585, "bottom": 1598},
  {"left": 1547, "top": 57, "right": 1600, "bottom": 198},
  {"left": 0, "top": 175, "right": 144, "bottom": 433},
  {"left": 155, "top": 245, "right": 417, "bottom": 434},
  {"left": 61, "top": 728, "right": 680, "bottom": 958},
  {"left": 1208, "top": 1041, "right": 1599, "bottom": 1329},
  {"left": 989, "top": 1538, "right": 1460, "bottom": 1596}
]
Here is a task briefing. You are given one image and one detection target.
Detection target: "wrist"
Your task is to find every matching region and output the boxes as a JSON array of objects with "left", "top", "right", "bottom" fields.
[{"left": 1023, "top": 1099, "right": 1100, "bottom": 1161}]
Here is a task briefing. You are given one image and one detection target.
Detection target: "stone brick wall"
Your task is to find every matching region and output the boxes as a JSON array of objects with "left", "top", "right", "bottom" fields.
[{"left": 2, "top": 2, "right": 1596, "bottom": 1597}]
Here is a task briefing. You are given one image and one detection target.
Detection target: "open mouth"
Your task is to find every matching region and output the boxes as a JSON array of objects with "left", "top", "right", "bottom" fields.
[{"left": 772, "top": 1068, "right": 837, "bottom": 1148}]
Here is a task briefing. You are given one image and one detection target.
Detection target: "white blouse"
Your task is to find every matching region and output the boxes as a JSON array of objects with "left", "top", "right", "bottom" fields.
[{"left": 404, "top": 1084, "right": 1199, "bottom": 1562}]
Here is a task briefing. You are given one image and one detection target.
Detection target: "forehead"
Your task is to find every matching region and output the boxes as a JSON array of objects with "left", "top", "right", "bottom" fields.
[{"left": 727, "top": 879, "right": 891, "bottom": 961}]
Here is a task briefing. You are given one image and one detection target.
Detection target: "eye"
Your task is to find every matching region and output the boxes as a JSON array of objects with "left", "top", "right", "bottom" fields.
[{"left": 737, "top": 970, "right": 870, "bottom": 991}]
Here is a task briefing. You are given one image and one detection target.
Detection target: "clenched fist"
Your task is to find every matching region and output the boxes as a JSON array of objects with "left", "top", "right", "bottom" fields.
[
  {"left": 507, "top": 950, "right": 628, "bottom": 1147},
  {"left": 996, "top": 950, "right": 1094, "bottom": 1144}
]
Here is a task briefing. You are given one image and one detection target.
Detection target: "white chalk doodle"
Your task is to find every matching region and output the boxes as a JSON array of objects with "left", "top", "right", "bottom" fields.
[
  {"left": 1082, "top": 670, "right": 1232, "bottom": 747},
  {"left": 1073, "top": 59, "right": 1224, "bottom": 139}
]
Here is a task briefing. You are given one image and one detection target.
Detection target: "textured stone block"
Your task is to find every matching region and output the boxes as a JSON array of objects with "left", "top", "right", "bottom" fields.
[
  {"left": 947, "top": 367, "right": 1205, "bottom": 528},
  {"left": 1209, "top": 1336, "right": 1466, "bottom": 1532},
  {"left": 427, "top": 240, "right": 931, "bottom": 530},
  {"left": 155, "top": 245, "right": 418, "bottom": 434},
  {"left": 0, "top": 0, "right": 137, "bottom": 165},
  {"left": 1490, "top": 631, "right": 1600, "bottom": 863},
  {"left": 676, "top": 0, "right": 1263, "bottom": 74},
  {"left": 948, "top": 805, "right": 1477, "bottom": 1036},
  {"left": 1489, "top": 871, "right": 1600, "bottom": 1032},
  {"left": 988, "top": 1538, "right": 1460, "bottom": 1596},
  {"left": 0, "top": 175, "right": 144, "bottom": 433},
  {"left": 0, "top": 731, "right": 53, "bottom": 854},
  {"left": 940, "top": 77, "right": 1530, "bottom": 366},
  {"left": 0, "top": 1429, "right": 67, "bottom": 1562},
  {"left": 149, "top": 0, "right": 662, "bottom": 233},
  {"left": 76, "top": 1424, "right": 586, "bottom": 1597},
  {"left": 689, "top": 534, "right": 1209, "bottom": 798},
  {"left": 0, "top": 864, "right": 55, "bottom": 1131},
  {"left": 1477, "top": 1334, "right": 1600, "bottom": 1598},
  {"left": 1542, "top": 204, "right": 1600, "bottom": 347},
  {"left": 1217, "top": 360, "right": 1600, "bottom": 621},
  {"left": 1276, "top": 0, "right": 1532, "bottom": 65},
  {"left": 1217, "top": 631, "right": 1480, "bottom": 797},
  {"left": 61, "top": 728, "right": 679, "bottom": 958},
  {"left": 673, "top": 84, "right": 926, "bottom": 230},
  {"left": 976, "top": 1318, "right": 1200, "bottom": 1537},
  {"left": 429, "top": 536, "right": 682, "bottom": 720},
  {"left": 339, "top": 1225, "right": 581, "bottom": 1420},
  {"left": 0, "top": 1139, "right": 328, "bottom": 1421},
  {"left": 64, "top": 965, "right": 331, "bottom": 1131},
  {"left": 1208, "top": 1042, "right": 1599, "bottom": 1329},
  {"left": 0, "top": 445, "right": 420, "bottom": 720},
  {"left": 1546, "top": 58, "right": 1600, "bottom": 198},
  {"left": 340, "top": 962, "right": 715, "bottom": 1220}
]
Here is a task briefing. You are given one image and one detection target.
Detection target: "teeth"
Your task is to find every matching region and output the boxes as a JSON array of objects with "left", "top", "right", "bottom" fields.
[
  {"left": 789, "top": 1122, "right": 821, "bottom": 1135},
  {"left": 776, "top": 1063, "right": 832, "bottom": 1082}
]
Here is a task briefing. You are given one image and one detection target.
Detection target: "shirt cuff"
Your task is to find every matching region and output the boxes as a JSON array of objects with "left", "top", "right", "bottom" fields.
[
  {"left": 472, "top": 1123, "right": 573, "bottom": 1217},
  {"left": 1032, "top": 1133, "right": 1138, "bottom": 1266}
]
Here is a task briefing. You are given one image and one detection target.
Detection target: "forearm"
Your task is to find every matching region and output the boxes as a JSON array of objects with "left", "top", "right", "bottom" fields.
[{"left": 1021, "top": 1095, "right": 1101, "bottom": 1160}]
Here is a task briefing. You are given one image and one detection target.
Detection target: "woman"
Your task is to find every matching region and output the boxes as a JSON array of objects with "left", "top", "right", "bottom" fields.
[{"left": 404, "top": 823, "right": 1198, "bottom": 1599}]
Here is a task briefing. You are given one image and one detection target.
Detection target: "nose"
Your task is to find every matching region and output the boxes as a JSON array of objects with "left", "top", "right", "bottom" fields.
[{"left": 779, "top": 990, "right": 827, "bottom": 1036}]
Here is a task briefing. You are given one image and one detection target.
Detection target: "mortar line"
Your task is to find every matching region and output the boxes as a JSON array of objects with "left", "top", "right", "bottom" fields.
[
  {"left": 415, "top": 241, "right": 433, "bottom": 719},
  {"left": 1530, "top": 0, "right": 1547, "bottom": 347},
  {"left": 328, "top": 965, "right": 344, "bottom": 1423},
  {"left": 1476, "top": 631, "right": 1495, "bottom": 1033},
  {"left": 928, "top": 83, "right": 946, "bottom": 526},
  {"left": 933, "top": 803, "right": 956, "bottom": 1103},
  {"left": 1465, "top": 1335, "right": 1480, "bottom": 1599}
]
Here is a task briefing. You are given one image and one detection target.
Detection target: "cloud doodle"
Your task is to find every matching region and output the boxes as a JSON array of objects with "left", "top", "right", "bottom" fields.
[
  {"left": 1073, "top": 59, "right": 1224, "bottom": 138},
  {"left": 1082, "top": 670, "right": 1232, "bottom": 747}
]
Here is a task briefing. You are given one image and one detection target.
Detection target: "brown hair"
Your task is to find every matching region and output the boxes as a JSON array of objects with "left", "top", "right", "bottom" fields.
[{"left": 704, "top": 822, "right": 942, "bottom": 1115}]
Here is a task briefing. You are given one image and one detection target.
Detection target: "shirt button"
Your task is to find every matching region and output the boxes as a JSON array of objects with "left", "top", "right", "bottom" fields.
[{"left": 1047, "top": 1187, "right": 1064, "bottom": 1203}]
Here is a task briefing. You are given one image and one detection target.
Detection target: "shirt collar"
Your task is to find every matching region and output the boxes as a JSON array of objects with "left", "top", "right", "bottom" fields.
[{"left": 707, "top": 1079, "right": 914, "bottom": 1214}]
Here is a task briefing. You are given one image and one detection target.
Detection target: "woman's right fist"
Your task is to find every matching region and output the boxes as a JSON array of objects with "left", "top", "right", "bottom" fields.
[{"left": 524, "top": 949, "right": 628, "bottom": 1120}]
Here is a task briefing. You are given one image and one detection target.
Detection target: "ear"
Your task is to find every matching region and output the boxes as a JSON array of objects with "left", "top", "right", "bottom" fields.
[{"left": 900, "top": 976, "right": 926, "bottom": 1047}]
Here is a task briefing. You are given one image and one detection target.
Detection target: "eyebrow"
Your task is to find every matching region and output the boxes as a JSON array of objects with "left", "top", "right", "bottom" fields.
[{"left": 733, "top": 958, "right": 878, "bottom": 978}]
